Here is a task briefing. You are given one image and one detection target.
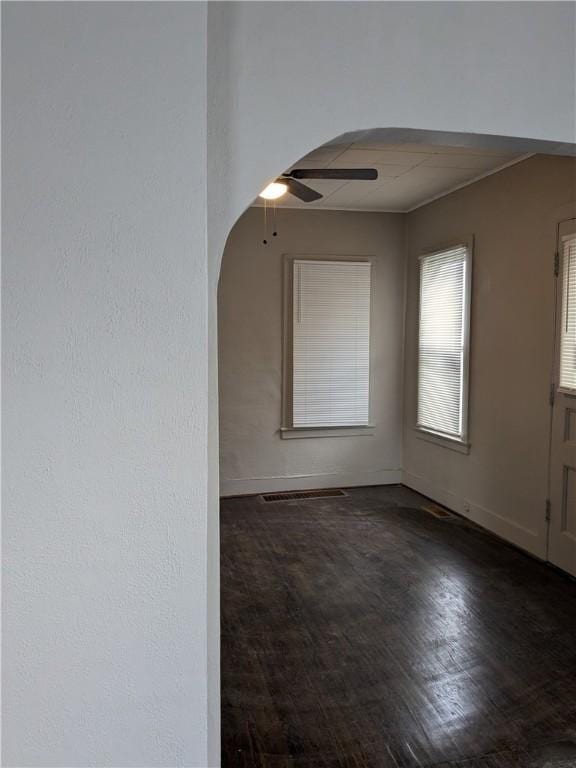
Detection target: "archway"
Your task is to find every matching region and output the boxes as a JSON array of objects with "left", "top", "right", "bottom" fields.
[
  {"left": 213, "top": 126, "right": 576, "bottom": 764},
  {"left": 204, "top": 9, "right": 576, "bottom": 761}
]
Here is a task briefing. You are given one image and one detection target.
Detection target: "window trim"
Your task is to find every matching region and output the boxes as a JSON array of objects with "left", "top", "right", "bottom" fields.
[
  {"left": 415, "top": 237, "right": 473, "bottom": 448},
  {"left": 280, "top": 425, "right": 376, "bottom": 440},
  {"left": 281, "top": 254, "right": 375, "bottom": 436}
]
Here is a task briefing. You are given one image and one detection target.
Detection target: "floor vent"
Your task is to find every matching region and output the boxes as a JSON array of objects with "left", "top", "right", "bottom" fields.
[
  {"left": 421, "top": 503, "right": 453, "bottom": 519},
  {"left": 261, "top": 489, "right": 346, "bottom": 503}
]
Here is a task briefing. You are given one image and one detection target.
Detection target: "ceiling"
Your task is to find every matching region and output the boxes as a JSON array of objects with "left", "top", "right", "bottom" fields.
[{"left": 253, "top": 139, "right": 530, "bottom": 213}]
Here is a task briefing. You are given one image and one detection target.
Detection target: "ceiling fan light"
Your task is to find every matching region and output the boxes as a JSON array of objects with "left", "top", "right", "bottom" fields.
[{"left": 259, "top": 181, "right": 288, "bottom": 200}]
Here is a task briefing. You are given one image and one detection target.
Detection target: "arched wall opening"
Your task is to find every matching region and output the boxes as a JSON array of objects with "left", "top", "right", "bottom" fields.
[
  {"left": 212, "top": 126, "right": 576, "bottom": 760},
  {"left": 205, "top": 9, "right": 576, "bottom": 761}
]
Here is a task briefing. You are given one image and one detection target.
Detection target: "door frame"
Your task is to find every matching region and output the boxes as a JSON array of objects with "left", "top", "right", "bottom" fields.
[{"left": 547, "top": 216, "right": 576, "bottom": 570}]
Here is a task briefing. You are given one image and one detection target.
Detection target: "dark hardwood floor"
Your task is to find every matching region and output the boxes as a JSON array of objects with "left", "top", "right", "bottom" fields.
[{"left": 220, "top": 485, "right": 576, "bottom": 768}]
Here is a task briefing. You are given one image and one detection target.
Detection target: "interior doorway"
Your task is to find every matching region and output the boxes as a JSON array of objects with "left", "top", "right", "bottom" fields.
[{"left": 549, "top": 218, "right": 576, "bottom": 577}]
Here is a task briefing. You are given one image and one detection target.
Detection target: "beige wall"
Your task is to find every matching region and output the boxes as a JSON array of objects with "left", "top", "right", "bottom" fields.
[
  {"left": 403, "top": 155, "right": 576, "bottom": 558},
  {"left": 218, "top": 208, "right": 405, "bottom": 496}
]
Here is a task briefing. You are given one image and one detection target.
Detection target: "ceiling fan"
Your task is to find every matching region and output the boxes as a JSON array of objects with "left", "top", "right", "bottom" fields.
[{"left": 259, "top": 168, "right": 378, "bottom": 203}]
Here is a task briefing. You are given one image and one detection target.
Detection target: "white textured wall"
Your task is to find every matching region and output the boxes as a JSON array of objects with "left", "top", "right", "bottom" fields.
[
  {"left": 3, "top": 3, "right": 209, "bottom": 766},
  {"left": 218, "top": 208, "right": 405, "bottom": 496},
  {"left": 403, "top": 155, "right": 576, "bottom": 558}
]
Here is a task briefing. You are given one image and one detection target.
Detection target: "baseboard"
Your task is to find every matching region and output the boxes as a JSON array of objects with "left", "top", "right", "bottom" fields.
[
  {"left": 220, "top": 469, "right": 402, "bottom": 498},
  {"left": 402, "top": 471, "right": 545, "bottom": 559},
  {"left": 222, "top": 470, "right": 546, "bottom": 561}
]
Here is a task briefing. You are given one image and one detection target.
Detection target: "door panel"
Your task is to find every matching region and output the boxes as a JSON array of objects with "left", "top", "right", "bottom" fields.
[
  {"left": 564, "top": 466, "right": 576, "bottom": 536},
  {"left": 567, "top": 407, "right": 576, "bottom": 441},
  {"left": 549, "top": 219, "right": 576, "bottom": 576}
]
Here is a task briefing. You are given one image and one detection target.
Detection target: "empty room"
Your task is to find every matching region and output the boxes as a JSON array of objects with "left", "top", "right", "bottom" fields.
[{"left": 219, "top": 134, "right": 576, "bottom": 766}]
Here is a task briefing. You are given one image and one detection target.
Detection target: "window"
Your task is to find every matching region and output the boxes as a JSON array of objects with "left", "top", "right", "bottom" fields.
[
  {"left": 560, "top": 235, "right": 576, "bottom": 391},
  {"left": 289, "top": 259, "right": 371, "bottom": 429},
  {"left": 417, "top": 244, "right": 471, "bottom": 443}
]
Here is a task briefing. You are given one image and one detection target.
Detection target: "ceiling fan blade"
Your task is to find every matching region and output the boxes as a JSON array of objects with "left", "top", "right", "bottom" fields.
[
  {"left": 281, "top": 177, "right": 323, "bottom": 203},
  {"left": 288, "top": 168, "right": 378, "bottom": 181}
]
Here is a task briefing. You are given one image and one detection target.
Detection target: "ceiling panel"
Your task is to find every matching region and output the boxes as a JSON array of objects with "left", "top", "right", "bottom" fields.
[
  {"left": 292, "top": 148, "right": 346, "bottom": 166},
  {"left": 336, "top": 168, "right": 474, "bottom": 211},
  {"left": 421, "top": 153, "right": 515, "bottom": 170},
  {"left": 321, "top": 178, "right": 396, "bottom": 207},
  {"left": 384, "top": 143, "right": 522, "bottom": 156},
  {"left": 337, "top": 148, "right": 431, "bottom": 166}
]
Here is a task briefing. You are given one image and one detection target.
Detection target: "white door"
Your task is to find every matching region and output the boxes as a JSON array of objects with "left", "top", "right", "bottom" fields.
[{"left": 549, "top": 219, "right": 576, "bottom": 577}]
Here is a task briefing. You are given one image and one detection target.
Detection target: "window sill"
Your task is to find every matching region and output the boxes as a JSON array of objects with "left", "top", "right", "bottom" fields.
[
  {"left": 414, "top": 427, "right": 470, "bottom": 454},
  {"left": 280, "top": 425, "right": 375, "bottom": 440}
]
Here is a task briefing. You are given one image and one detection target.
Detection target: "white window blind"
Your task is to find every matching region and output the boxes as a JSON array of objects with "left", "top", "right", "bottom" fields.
[
  {"left": 560, "top": 236, "right": 576, "bottom": 391},
  {"left": 417, "top": 245, "right": 469, "bottom": 440},
  {"left": 292, "top": 260, "right": 371, "bottom": 427}
]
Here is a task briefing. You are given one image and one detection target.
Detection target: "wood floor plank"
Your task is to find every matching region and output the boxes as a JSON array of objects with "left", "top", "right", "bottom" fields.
[{"left": 221, "top": 486, "right": 576, "bottom": 767}]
